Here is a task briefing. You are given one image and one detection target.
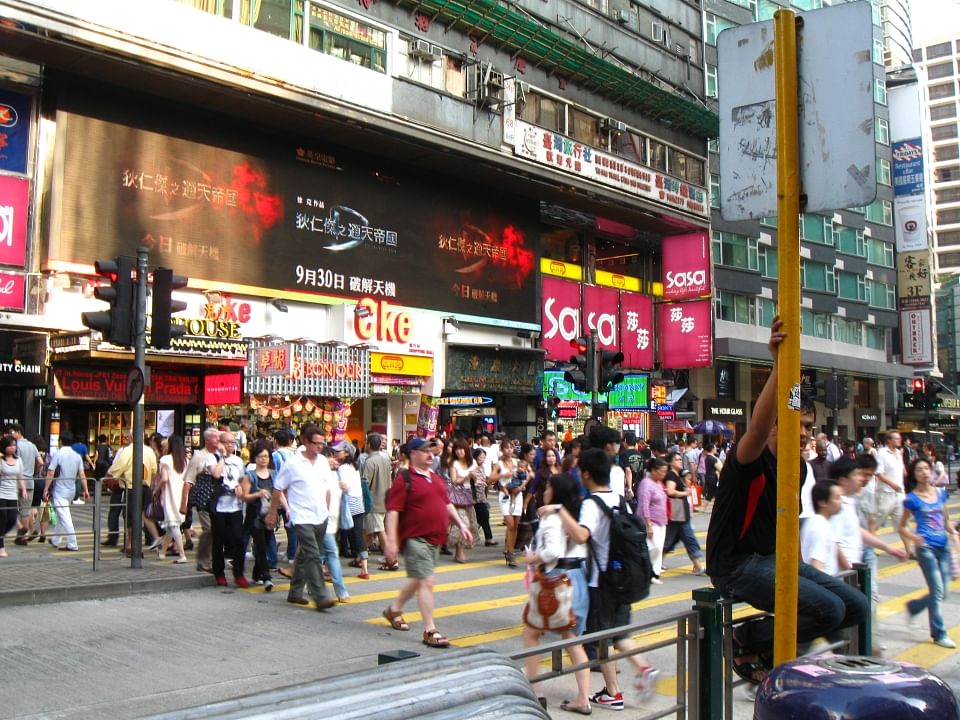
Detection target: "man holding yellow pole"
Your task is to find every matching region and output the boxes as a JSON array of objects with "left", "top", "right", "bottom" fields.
[{"left": 705, "top": 317, "right": 869, "bottom": 684}]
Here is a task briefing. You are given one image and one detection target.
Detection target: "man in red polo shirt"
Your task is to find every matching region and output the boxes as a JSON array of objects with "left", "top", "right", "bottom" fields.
[{"left": 382, "top": 436, "right": 473, "bottom": 648}]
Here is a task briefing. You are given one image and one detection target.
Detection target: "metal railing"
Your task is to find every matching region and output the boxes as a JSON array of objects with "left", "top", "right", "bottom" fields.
[{"left": 510, "top": 610, "right": 701, "bottom": 720}]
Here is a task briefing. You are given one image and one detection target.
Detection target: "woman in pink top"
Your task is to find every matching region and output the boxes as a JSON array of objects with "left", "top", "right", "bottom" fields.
[{"left": 637, "top": 458, "right": 669, "bottom": 584}]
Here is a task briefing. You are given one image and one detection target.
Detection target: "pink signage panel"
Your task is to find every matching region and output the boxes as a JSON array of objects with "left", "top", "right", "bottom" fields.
[
  {"left": 619, "top": 292, "right": 654, "bottom": 369},
  {"left": 541, "top": 276, "right": 582, "bottom": 361},
  {"left": 582, "top": 284, "right": 620, "bottom": 351},
  {"left": 658, "top": 300, "right": 713, "bottom": 368},
  {"left": 0, "top": 175, "right": 29, "bottom": 268},
  {"left": 662, "top": 232, "right": 710, "bottom": 301},
  {"left": 0, "top": 271, "right": 26, "bottom": 311}
]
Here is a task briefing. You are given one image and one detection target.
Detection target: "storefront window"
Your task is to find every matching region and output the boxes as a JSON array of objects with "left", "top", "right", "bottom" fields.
[
  {"left": 306, "top": 2, "right": 387, "bottom": 73},
  {"left": 540, "top": 228, "right": 583, "bottom": 265}
]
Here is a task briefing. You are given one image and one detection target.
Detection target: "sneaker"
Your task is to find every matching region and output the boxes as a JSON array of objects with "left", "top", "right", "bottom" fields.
[
  {"left": 651, "top": 577, "right": 663, "bottom": 585},
  {"left": 934, "top": 636, "right": 957, "bottom": 649},
  {"left": 590, "top": 687, "right": 624, "bottom": 711},
  {"left": 235, "top": 576, "right": 250, "bottom": 589},
  {"left": 634, "top": 666, "right": 660, "bottom": 700},
  {"left": 215, "top": 575, "right": 228, "bottom": 587},
  {"left": 264, "top": 580, "right": 274, "bottom": 592},
  {"left": 72, "top": 499, "right": 85, "bottom": 505}
]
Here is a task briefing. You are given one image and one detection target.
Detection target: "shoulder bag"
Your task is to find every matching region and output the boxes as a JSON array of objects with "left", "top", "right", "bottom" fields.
[{"left": 522, "top": 567, "right": 575, "bottom": 632}]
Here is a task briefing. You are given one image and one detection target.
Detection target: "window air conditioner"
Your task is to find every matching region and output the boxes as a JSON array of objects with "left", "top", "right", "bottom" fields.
[
  {"left": 616, "top": 9, "right": 630, "bottom": 24},
  {"left": 410, "top": 39, "right": 439, "bottom": 62},
  {"left": 467, "top": 63, "right": 503, "bottom": 109},
  {"left": 600, "top": 117, "right": 627, "bottom": 134}
]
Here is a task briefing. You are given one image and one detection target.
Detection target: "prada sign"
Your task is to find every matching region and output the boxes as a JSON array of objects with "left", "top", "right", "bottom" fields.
[{"left": 703, "top": 399, "right": 747, "bottom": 420}]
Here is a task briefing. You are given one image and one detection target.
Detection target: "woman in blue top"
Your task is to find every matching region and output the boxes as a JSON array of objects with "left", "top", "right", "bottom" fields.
[{"left": 899, "top": 457, "right": 959, "bottom": 648}]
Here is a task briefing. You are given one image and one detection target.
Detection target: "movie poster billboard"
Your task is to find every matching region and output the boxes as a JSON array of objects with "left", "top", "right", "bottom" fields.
[{"left": 49, "top": 90, "right": 538, "bottom": 325}]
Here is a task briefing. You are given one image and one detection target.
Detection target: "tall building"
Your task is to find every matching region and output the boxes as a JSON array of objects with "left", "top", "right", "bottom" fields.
[
  {"left": 0, "top": 0, "right": 714, "bottom": 444},
  {"left": 880, "top": 0, "right": 914, "bottom": 68},
  {"left": 703, "top": 0, "right": 911, "bottom": 442}
]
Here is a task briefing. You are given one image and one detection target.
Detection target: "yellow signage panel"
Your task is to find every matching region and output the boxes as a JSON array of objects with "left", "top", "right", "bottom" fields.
[
  {"left": 371, "top": 352, "right": 433, "bottom": 377},
  {"left": 540, "top": 258, "right": 584, "bottom": 281},
  {"left": 595, "top": 269, "right": 641, "bottom": 292}
]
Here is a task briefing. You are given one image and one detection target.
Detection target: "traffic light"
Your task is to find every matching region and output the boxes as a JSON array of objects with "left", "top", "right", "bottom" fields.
[
  {"left": 149, "top": 267, "right": 188, "bottom": 349},
  {"left": 547, "top": 396, "right": 560, "bottom": 420},
  {"left": 815, "top": 376, "right": 838, "bottom": 407},
  {"left": 925, "top": 383, "right": 942, "bottom": 409},
  {"left": 599, "top": 350, "right": 625, "bottom": 392},
  {"left": 911, "top": 378, "right": 926, "bottom": 409},
  {"left": 564, "top": 336, "right": 595, "bottom": 394},
  {"left": 835, "top": 375, "right": 849, "bottom": 410},
  {"left": 82, "top": 257, "right": 134, "bottom": 346}
]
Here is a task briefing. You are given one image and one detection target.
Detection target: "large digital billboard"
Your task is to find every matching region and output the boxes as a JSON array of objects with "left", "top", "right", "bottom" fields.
[{"left": 49, "top": 88, "right": 538, "bottom": 325}]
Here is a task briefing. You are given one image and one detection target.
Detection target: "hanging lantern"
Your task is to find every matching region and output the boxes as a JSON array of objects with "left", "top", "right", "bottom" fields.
[
  {"left": 292, "top": 398, "right": 303, "bottom": 413},
  {"left": 304, "top": 399, "right": 315, "bottom": 412},
  {"left": 271, "top": 409, "right": 281, "bottom": 419}
]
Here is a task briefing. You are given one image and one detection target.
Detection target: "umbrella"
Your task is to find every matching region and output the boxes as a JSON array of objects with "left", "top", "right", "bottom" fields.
[{"left": 693, "top": 419, "right": 732, "bottom": 435}]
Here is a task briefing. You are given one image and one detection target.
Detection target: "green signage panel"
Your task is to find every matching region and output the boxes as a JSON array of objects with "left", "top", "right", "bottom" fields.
[{"left": 543, "top": 370, "right": 649, "bottom": 409}]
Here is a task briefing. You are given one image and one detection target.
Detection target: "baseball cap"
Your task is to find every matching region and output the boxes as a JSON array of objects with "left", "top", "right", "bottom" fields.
[
  {"left": 331, "top": 440, "right": 356, "bottom": 456},
  {"left": 407, "top": 437, "right": 433, "bottom": 452}
]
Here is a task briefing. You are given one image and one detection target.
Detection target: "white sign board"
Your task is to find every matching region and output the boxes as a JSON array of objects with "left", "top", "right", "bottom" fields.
[
  {"left": 718, "top": 1, "right": 877, "bottom": 220},
  {"left": 900, "top": 308, "right": 933, "bottom": 365}
]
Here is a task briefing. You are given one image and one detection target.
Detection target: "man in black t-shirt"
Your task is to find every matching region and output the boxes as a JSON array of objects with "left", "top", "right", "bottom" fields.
[{"left": 705, "top": 317, "right": 868, "bottom": 684}]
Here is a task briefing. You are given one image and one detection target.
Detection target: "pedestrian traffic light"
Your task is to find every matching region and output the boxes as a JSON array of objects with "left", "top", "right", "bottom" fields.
[
  {"left": 911, "top": 378, "right": 926, "bottom": 409},
  {"left": 564, "top": 336, "right": 595, "bottom": 394},
  {"left": 835, "top": 375, "right": 849, "bottom": 410},
  {"left": 599, "top": 350, "right": 625, "bottom": 392},
  {"left": 925, "top": 383, "right": 942, "bottom": 409},
  {"left": 82, "top": 257, "right": 134, "bottom": 346},
  {"left": 149, "top": 267, "right": 188, "bottom": 349},
  {"left": 547, "top": 395, "right": 560, "bottom": 420},
  {"left": 815, "top": 376, "right": 838, "bottom": 407}
]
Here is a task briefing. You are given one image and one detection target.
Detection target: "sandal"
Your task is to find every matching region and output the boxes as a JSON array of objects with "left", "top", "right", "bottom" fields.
[
  {"left": 378, "top": 560, "right": 400, "bottom": 571},
  {"left": 731, "top": 633, "right": 771, "bottom": 685},
  {"left": 422, "top": 629, "right": 450, "bottom": 648},
  {"left": 560, "top": 700, "right": 592, "bottom": 715},
  {"left": 382, "top": 607, "right": 410, "bottom": 631}
]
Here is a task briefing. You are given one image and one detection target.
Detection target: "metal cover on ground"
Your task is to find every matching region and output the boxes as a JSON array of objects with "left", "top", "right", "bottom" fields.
[{"left": 718, "top": 1, "right": 877, "bottom": 220}]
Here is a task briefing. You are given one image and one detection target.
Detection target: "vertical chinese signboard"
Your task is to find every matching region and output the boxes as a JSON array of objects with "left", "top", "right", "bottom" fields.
[{"left": 658, "top": 300, "right": 713, "bottom": 368}]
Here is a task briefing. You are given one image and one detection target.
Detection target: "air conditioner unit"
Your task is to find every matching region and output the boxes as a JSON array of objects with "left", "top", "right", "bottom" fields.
[
  {"left": 600, "top": 117, "right": 627, "bottom": 134},
  {"left": 409, "top": 38, "right": 439, "bottom": 62},
  {"left": 615, "top": 9, "right": 630, "bottom": 24},
  {"left": 467, "top": 63, "right": 503, "bottom": 109}
]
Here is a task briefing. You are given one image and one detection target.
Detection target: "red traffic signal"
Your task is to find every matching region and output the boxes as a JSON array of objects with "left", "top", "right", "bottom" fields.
[
  {"left": 569, "top": 337, "right": 588, "bottom": 354},
  {"left": 912, "top": 378, "right": 925, "bottom": 392}
]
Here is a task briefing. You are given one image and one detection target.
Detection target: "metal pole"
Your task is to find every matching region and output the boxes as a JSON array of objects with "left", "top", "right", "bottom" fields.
[
  {"left": 92, "top": 477, "right": 101, "bottom": 571},
  {"left": 773, "top": 8, "right": 801, "bottom": 666},
  {"left": 130, "top": 246, "right": 148, "bottom": 569},
  {"left": 589, "top": 329, "right": 599, "bottom": 421}
]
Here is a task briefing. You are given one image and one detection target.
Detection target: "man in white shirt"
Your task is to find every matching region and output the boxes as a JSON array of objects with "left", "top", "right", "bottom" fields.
[
  {"left": 590, "top": 425, "right": 625, "bottom": 498},
  {"left": 266, "top": 423, "right": 335, "bottom": 611},
  {"left": 874, "top": 430, "right": 905, "bottom": 540},
  {"left": 43, "top": 432, "right": 88, "bottom": 551},
  {"left": 180, "top": 428, "right": 221, "bottom": 572}
]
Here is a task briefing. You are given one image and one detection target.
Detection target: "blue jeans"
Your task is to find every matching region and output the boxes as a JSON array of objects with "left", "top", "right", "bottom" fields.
[
  {"left": 663, "top": 520, "right": 704, "bottom": 561},
  {"left": 285, "top": 519, "right": 299, "bottom": 562},
  {"left": 907, "top": 544, "right": 951, "bottom": 642},
  {"left": 715, "top": 553, "right": 868, "bottom": 653},
  {"left": 266, "top": 530, "right": 277, "bottom": 568},
  {"left": 322, "top": 532, "right": 349, "bottom": 600}
]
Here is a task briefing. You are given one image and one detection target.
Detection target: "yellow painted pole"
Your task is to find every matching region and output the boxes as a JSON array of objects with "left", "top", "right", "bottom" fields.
[{"left": 773, "top": 8, "right": 801, "bottom": 667}]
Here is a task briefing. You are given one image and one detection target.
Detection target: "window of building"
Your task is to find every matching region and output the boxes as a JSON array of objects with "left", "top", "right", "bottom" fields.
[
  {"left": 870, "top": 0, "right": 880, "bottom": 26},
  {"left": 540, "top": 228, "right": 584, "bottom": 265},
  {"left": 705, "top": 13, "right": 735, "bottom": 46},
  {"left": 715, "top": 291, "right": 756, "bottom": 324},
  {"left": 875, "top": 117, "right": 889, "bottom": 145},
  {"left": 252, "top": 0, "right": 293, "bottom": 38},
  {"left": 801, "top": 309, "right": 832, "bottom": 339},
  {"left": 613, "top": 131, "right": 646, "bottom": 165},
  {"left": 177, "top": 0, "right": 232, "bottom": 17},
  {"left": 865, "top": 199, "right": 893, "bottom": 225},
  {"left": 791, "top": 0, "right": 820, "bottom": 10},
  {"left": 444, "top": 55, "right": 466, "bottom": 96},
  {"left": 760, "top": 216, "right": 777, "bottom": 227},
  {"left": 931, "top": 104, "right": 957, "bottom": 122},
  {"left": 926, "top": 41, "right": 953, "bottom": 60},
  {"left": 939, "top": 250, "right": 960, "bottom": 266},
  {"left": 866, "top": 279, "right": 895, "bottom": 309},
  {"left": 936, "top": 165, "right": 960, "bottom": 183},
  {"left": 801, "top": 213, "right": 831, "bottom": 244},
  {"left": 877, "top": 157, "right": 891, "bottom": 185},
  {"left": 710, "top": 173, "right": 720, "bottom": 209},
  {"left": 874, "top": 78, "right": 887, "bottom": 105},
  {"left": 569, "top": 107, "right": 601, "bottom": 148},
  {"left": 713, "top": 230, "right": 759, "bottom": 270},
  {"left": 938, "top": 229, "right": 960, "bottom": 246},
  {"left": 935, "top": 143, "right": 960, "bottom": 162},
  {"left": 939, "top": 208, "right": 960, "bottom": 225},
  {"left": 837, "top": 270, "right": 866, "bottom": 301},
  {"left": 927, "top": 62, "right": 956, "bottom": 80},
  {"left": 706, "top": 64, "right": 718, "bottom": 98},
  {"left": 689, "top": 40, "right": 699, "bottom": 66},
  {"left": 873, "top": 38, "right": 884, "bottom": 65},
  {"left": 708, "top": 137, "right": 719, "bottom": 154},
  {"left": 648, "top": 139, "right": 667, "bottom": 172},
  {"left": 930, "top": 82, "right": 957, "bottom": 100},
  {"left": 865, "top": 325, "right": 884, "bottom": 350},
  {"left": 836, "top": 226, "right": 866, "bottom": 257},
  {"left": 866, "top": 237, "right": 894, "bottom": 267},
  {"left": 520, "top": 91, "right": 564, "bottom": 133},
  {"left": 937, "top": 187, "right": 960, "bottom": 204},
  {"left": 758, "top": 244, "right": 777, "bottom": 278},
  {"left": 306, "top": 3, "right": 387, "bottom": 73},
  {"left": 834, "top": 317, "right": 862, "bottom": 345},
  {"left": 757, "top": 0, "right": 779, "bottom": 21},
  {"left": 932, "top": 123, "right": 959, "bottom": 141},
  {"left": 802, "top": 260, "right": 836, "bottom": 293},
  {"left": 670, "top": 148, "right": 705, "bottom": 185},
  {"left": 401, "top": 38, "right": 446, "bottom": 90},
  {"left": 758, "top": 297, "right": 776, "bottom": 327}
]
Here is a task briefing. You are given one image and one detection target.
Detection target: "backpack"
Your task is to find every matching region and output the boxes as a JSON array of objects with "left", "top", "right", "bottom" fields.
[{"left": 588, "top": 494, "right": 654, "bottom": 604}]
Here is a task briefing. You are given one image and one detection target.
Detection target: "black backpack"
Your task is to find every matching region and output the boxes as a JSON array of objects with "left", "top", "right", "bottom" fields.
[{"left": 588, "top": 494, "right": 654, "bottom": 604}]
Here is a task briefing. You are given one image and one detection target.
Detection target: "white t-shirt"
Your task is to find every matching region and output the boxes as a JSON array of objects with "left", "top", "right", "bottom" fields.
[
  {"left": 273, "top": 451, "right": 331, "bottom": 526},
  {"left": 876, "top": 446, "right": 904, "bottom": 495},
  {"left": 799, "top": 461, "right": 816, "bottom": 519},
  {"left": 800, "top": 513, "right": 839, "bottom": 576},
  {"left": 609, "top": 465, "right": 626, "bottom": 498},
  {"left": 831, "top": 496, "right": 862, "bottom": 565},
  {"left": 579, "top": 490, "right": 627, "bottom": 588},
  {"left": 326, "top": 468, "right": 343, "bottom": 535},
  {"left": 216, "top": 455, "right": 246, "bottom": 514}
]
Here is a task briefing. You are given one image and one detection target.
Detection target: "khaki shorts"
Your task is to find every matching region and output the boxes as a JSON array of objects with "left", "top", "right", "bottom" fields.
[
  {"left": 364, "top": 512, "right": 385, "bottom": 534},
  {"left": 403, "top": 536, "right": 439, "bottom": 579}
]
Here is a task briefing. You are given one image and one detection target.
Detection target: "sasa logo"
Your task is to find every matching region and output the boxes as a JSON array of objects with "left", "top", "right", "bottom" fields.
[{"left": 665, "top": 269, "right": 707, "bottom": 290}]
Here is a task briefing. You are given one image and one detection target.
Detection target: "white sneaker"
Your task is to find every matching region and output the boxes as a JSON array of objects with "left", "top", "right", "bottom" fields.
[
  {"left": 634, "top": 666, "right": 660, "bottom": 700},
  {"left": 72, "top": 499, "right": 85, "bottom": 505},
  {"left": 934, "top": 636, "right": 956, "bottom": 649},
  {"left": 651, "top": 577, "right": 664, "bottom": 585}
]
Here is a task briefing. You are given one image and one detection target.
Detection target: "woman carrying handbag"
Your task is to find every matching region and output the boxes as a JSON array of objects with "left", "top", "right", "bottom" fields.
[{"left": 520, "top": 473, "right": 592, "bottom": 715}]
